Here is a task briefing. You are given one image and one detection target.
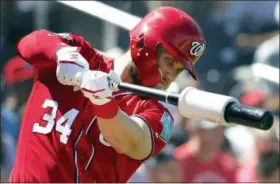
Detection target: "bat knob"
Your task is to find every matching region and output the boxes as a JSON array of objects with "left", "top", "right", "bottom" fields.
[
  {"left": 224, "top": 103, "right": 274, "bottom": 130},
  {"left": 108, "top": 79, "right": 120, "bottom": 91}
]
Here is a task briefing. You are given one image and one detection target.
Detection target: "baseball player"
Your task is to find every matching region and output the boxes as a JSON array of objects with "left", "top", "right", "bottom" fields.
[{"left": 10, "top": 7, "right": 205, "bottom": 182}]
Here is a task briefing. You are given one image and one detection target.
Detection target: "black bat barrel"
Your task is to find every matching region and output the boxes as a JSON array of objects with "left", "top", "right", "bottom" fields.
[{"left": 224, "top": 102, "right": 274, "bottom": 130}]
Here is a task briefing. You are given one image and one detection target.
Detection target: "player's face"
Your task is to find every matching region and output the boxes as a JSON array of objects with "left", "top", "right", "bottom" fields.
[{"left": 154, "top": 50, "right": 184, "bottom": 90}]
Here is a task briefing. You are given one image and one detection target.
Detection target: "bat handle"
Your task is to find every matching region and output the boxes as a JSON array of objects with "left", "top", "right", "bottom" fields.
[{"left": 224, "top": 102, "right": 274, "bottom": 130}]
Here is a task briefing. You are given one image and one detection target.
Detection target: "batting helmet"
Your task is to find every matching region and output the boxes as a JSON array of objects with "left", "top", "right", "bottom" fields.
[{"left": 130, "top": 7, "right": 205, "bottom": 86}]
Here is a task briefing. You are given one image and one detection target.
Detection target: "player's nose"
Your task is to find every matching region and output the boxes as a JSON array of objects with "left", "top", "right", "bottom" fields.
[
  {"left": 166, "top": 68, "right": 177, "bottom": 81},
  {"left": 163, "top": 73, "right": 175, "bottom": 86}
]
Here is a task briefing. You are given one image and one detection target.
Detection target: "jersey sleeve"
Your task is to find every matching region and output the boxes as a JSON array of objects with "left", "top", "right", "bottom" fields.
[
  {"left": 16, "top": 30, "right": 99, "bottom": 71},
  {"left": 17, "top": 30, "right": 69, "bottom": 70},
  {"left": 132, "top": 100, "right": 174, "bottom": 158}
]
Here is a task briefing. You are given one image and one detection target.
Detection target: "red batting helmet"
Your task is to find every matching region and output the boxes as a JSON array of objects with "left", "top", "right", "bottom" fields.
[{"left": 130, "top": 6, "right": 205, "bottom": 86}]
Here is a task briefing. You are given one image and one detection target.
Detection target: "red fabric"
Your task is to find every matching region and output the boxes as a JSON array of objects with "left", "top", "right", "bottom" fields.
[
  {"left": 174, "top": 143, "right": 238, "bottom": 182},
  {"left": 3, "top": 56, "right": 35, "bottom": 86},
  {"left": 92, "top": 98, "right": 119, "bottom": 119},
  {"left": 10, "top": 30, "right": 170, "bottom": 183}
]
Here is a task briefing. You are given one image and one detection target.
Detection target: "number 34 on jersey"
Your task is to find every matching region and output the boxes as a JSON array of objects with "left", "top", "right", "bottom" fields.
[{"left": 32, "top": 99, "right": 79, "bottom": 144}]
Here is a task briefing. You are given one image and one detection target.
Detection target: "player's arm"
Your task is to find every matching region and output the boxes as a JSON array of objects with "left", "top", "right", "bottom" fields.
[
  {"left": 97, "top": 110, "right": 154, "bottom": 160},
  {"left": 17, "top": 30, "right": 98, "bottom": 86},
  {"left": 17, "top": 30, "right": 72, "bottom": 69},
  {"left": 80, "top": 71, "right": 172, "bottom": 160},
  {"left": 17, "top": 30, "right": 97, "bottom": 66},
  {"left": 97, "top": 103, "right": 171, "bottom": 160}
]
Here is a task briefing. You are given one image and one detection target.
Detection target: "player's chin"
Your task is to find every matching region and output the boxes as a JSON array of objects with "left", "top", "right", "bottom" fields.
[
  {"left": 162, "top": 80, "right": 172, "bottom": 90},
  {"left": 162, "top": 84, "right": 169, "bottom": 90}
]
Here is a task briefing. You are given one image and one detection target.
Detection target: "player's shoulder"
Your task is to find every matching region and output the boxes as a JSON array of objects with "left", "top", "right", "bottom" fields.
[
  {"left": 139, "top": 96, "right": 167, "bottom": 111},
  {"left": 144, "top": 98, "right": 174, "bottom": 122}
]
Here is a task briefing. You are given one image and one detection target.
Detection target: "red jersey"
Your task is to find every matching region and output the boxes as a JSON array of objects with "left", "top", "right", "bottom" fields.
[
  {"left": 174, "top": 142, "right": 238, "bottom": 182},
  {"left": 10, "top": 30, "right": 173, "bottom": 183}
]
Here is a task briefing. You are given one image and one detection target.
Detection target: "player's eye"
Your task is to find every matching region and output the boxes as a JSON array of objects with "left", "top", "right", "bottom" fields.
[{"left": 166, "top": 58, "right": 174, "bottom": 65}]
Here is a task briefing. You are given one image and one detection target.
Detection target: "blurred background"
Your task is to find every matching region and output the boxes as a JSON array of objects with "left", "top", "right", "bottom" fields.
[{"left": 0, "top": 0, "right": 279, "bottom": 182}]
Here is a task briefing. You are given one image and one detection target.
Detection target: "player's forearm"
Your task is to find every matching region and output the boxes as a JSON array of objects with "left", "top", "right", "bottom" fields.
[{"left": 97, "top": 109, "right": 152, "bottom": 160}]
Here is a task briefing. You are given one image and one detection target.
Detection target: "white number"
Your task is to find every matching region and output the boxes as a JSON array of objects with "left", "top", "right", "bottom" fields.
[
  {"left": 56, "top": 109, "right": 79, "bottom": 144},
  {"left": 33, "top": 99, "right": 57, "bottom": 134},
  {"left": 33, "top": 99, "right": 79, "bottom": 144}
]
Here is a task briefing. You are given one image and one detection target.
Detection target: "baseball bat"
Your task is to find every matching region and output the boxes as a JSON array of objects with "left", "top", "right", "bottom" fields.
[{"left": 109, "top": 81, "right": 274, "bottom": 130}]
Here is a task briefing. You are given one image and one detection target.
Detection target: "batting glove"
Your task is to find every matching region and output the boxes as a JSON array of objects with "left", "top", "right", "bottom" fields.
[
  {"left": 56, "top": 47, "right": 89, "bottom": 89},
  {"left": 80, "top": 70, "right": 121, "bottom": 119}
]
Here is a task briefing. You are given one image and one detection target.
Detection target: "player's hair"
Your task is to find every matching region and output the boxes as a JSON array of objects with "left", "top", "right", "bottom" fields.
[{"left": 129, "top": 62, "right": 142, "bottom": 85}]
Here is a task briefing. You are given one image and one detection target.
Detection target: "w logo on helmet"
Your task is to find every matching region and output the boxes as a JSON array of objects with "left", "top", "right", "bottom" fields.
[{"left": 190, "top": 41, "right": 204, "bottom": 57}]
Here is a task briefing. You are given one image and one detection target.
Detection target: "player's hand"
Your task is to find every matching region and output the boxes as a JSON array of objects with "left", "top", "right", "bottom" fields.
[
  {"left": 80, "top": 70, "right": 120, "bottom": 105},
  {"left": 56, "top": 47, "right": 89, "bottom": 88}
]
